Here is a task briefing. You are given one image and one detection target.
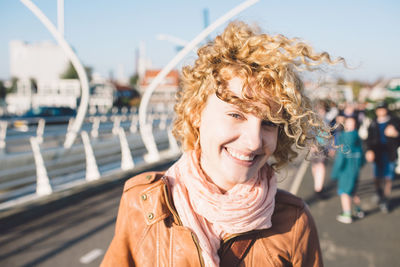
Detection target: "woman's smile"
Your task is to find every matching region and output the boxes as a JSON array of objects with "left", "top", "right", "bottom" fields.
[{"left": 225, "top": 147, "right": 256, "bottom": 161}]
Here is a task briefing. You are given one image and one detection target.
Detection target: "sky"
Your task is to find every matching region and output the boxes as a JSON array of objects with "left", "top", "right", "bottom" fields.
[{"left": 1, "top": 0, "right": 399, "bottom": 83}]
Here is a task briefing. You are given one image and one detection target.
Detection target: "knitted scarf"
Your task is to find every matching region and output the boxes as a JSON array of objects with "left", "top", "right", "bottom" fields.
[{"left": 165, "top": 150, "right": 277, "bottom": 267}]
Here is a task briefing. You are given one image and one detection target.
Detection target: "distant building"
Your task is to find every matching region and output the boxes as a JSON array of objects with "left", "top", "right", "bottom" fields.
[
  {"left": 139, "top": 69, "right": 179, "bottom": 112},
  {"left": 366, "top": 78, "right": 400, "bottom": 109},
  {"left": 89, "top": 74, "right": 116, "bottom": 114},
  {"left": 6, "top": 40, "right": 115, "bottom": 115},
  {"left": 10, "top": 40, "right": 69, "bottom": 82},
  {"left": 7, "top": 40, "right": 76, "bottom": 114},
  {"left": 304, "top": 80, "right": 353, "bottom": 103}
]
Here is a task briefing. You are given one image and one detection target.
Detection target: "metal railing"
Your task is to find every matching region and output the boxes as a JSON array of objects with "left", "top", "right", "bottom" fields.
[{"left": 0, "top": 109, "right": 180, "bottom": 211}]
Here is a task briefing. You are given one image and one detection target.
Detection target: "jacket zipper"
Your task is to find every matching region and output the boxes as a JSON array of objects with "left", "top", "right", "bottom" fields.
[
  {"left": 162, "top": 179, "right": 183, "bottom": 225},
  {"left": 191, "top": 232, "right": 205, "bottom": 267},
  {"left": 161, "top": 177, "right": 205, "bottom": 267}
]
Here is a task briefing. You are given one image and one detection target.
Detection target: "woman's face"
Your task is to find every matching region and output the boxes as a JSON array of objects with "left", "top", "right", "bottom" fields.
[{"left": 198, "top": 77, "right": 279, "bottom": 192}]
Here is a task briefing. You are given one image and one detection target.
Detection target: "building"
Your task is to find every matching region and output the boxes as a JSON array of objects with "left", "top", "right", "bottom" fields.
[
  {"left": 304, "top": 80, "right": 353, "bottom": 103},
  {"left": 88, "top": 74, "right": 115, "bottom": 114},
  {"left": 7, "top": 40, "right": 75, "bottom": 114},
  {"left": 139, "top": 69, "right": 179, "bottom": 112},
  {"left": 111, "top": 82, "right": 140, "bottom": 110},
  {"left": 10, "top": 40, "right": 69, "bottom": 82},
  {"left": 365, "top": 78, "right": 400, "bottom": 109},
  {"left": 6, "top": 40, "right": 115, "bottom": 115}
]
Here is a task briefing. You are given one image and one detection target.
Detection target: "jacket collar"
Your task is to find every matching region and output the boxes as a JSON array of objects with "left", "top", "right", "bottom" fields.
[{"left": 138, "top": 175, "right": 182, "bottom": 226}]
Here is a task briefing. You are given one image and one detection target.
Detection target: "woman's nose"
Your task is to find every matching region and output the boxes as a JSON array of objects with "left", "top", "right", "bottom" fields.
[{"left": 243, "top": 120, "right": 263, "bottom": 151}]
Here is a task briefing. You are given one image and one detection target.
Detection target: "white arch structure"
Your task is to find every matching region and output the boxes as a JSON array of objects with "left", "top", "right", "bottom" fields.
[
  {"left": 138, "top": 0, "right": 259, "bottom": 161},
  {"left": 20, "top": 0, "right": 89, "bottom": 149},
  {"left": 156, "top": 34, "right": 198, "bottom": 52}
]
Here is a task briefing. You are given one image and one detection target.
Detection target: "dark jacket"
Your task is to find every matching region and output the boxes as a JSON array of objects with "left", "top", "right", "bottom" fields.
[
  {"left": 365, "top": 116, "right": 400, "bottom": 162},
  {"left": 101, "top": 172, "right": 323, "bottom": 267}
]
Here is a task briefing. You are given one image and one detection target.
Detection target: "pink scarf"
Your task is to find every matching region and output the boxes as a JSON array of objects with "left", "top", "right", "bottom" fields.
[{"left": 165, "top": 150, "right": 277, "bottom": 267}]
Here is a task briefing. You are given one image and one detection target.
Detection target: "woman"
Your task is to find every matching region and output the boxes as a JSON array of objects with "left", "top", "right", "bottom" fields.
[
  {"left": 331, "top": 115, "right": 365, "bottom": 224},
  {"left": 310, "top": 100, "right": 330, "bottom": 197},
  {"left": 101, "top": 21, "right": 340, "bottom": 267}
]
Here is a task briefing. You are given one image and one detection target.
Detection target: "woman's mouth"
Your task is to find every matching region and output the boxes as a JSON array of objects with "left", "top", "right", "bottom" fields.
[{"left": 225, "top": 147, "right": 257, "bottom": 166}]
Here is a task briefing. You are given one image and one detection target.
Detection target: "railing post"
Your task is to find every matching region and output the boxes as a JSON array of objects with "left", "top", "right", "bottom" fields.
[
  {"left": 159, "top": 113, "right": 167, "bottom": 130},
  {"left": 36, "top": 118, "right": 45, "bottom": 144},
  {"left": 142, "top": 123, "right": 160, "bottom": 163},
  {"left": 0, "top": 121, "right": 7, "bottom": 154},
  {"left": 81, "top": 131, "right": 100, "bottom": 181},
  {"left": 167, "top": 128, "right": 180, "bottom": 156},
  {"left": 90, "top": 116, "right": 100, "bottom": 138},
  {"left": 121, "top": 106, "right": 128, "bottom": 116},
  {"left": 130, "top": 114, "right": 138, "bottom": 133},
  {"left": 130, "top": 106, "right": 137, "bottom": 114},
  {"left": 67, "top": 117, "right": 75, "bottom": 132},
  {"left": 112, "top": 116, "right": 121, "bottom": 135},
  {"left": 30, "top": 137, "right": 52, "bottom": 196},
  {"left": 118, "top": 128, "right": 135, "bottom": 170}
]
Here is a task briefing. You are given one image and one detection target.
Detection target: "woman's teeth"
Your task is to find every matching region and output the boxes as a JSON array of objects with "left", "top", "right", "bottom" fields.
[{"left": 227, "top": 148, "right": 255, "bottom": 161}]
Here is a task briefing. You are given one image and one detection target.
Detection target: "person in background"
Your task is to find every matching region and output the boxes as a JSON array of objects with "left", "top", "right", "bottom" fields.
[
  {"left": 365, "top": 102, "right": 400, "bottom": 213},
  {"left": 331, "top": 115, "right": 365, "bottom": 224},
  {"left": 324, "top": 101, "right": 339, "bottom": 125},
  {"left": 310, "top": 100, "right": 330, "bottom": 197},
  {"left": 101, "top": 21, "right": 342, "bottom": 267}
]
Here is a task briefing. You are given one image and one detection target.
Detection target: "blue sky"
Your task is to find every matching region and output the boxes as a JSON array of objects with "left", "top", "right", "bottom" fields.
[{"left": 1, "top": 0, "right": 399, "bottom": 83}]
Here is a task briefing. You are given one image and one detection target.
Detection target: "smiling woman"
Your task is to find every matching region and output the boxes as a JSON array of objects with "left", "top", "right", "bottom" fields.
[{"left": 101, "top": 21, "right": 342, "bottom": 267}]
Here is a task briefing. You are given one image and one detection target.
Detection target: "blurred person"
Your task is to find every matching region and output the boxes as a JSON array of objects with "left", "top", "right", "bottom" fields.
[
  {"left": 310, "top": 100, "right": 330, "bottom": 197},
  {"left": 101, "top": 21, "right": 343, "bottom": 267},
  {"left": 331, "top": 116, "right": 365, "bottom": 224},
  {"left": 357, "top": 102, "right": 370, "bottom": 140},
  {"left": 365, "top": 102, "right": 400, "bottom": 213},
  {"left": 324, "top": 101, "right": 339, "bottom": 124},
  {"left": 330, "top": 102, "right": 362, "bottom": 153},
  {"left": 342, "top": 102, "right": 365, "bottom": 129},
  {"left": 330, "top": 105, "right": 346, "bottom": 147},
  {"left": 355, "top": 102, "right": 366, "bottom": 123}
]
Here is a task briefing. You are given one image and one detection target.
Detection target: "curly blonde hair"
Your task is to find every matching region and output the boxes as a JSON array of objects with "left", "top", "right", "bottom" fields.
[{"left": 173, "top": 21, "right": 343, "bottom": 168}]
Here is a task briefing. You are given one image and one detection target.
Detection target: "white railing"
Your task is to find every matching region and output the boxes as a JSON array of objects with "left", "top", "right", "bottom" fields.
[{"left": 0, "top": 110, "right": 180, "bottom": 211}]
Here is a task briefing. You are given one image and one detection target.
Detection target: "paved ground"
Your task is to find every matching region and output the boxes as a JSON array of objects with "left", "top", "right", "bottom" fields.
[
  {"left": 297, "top": 161, "right": 400, "bottom": 267},
  {"left": 0, "top": 161, "right": 176, "bottom": 267},
  {"left": 0, "top": 158, "right": 399, "bottom": 266}
]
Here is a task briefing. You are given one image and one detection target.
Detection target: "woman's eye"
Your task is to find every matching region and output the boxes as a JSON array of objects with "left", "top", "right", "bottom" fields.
[
  {"left": 229, "top": 113, "right": 242, "bottom": 119},
  {"left": 262, "top": 120, "right": 277, "bottom": 127}
]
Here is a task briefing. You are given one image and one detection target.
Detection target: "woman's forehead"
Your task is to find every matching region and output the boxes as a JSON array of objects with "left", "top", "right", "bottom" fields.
[
  {"left": 224, "top": 76, "right": 278, "bottom": 112},
  {"left": 226, "top": 77, "right": 244, "bottom": 97}
]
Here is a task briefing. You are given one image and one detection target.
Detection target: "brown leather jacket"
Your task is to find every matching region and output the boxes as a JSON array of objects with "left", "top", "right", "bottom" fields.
[{"left": 101, "top": 172, "right": 323, "bottom": 267}]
